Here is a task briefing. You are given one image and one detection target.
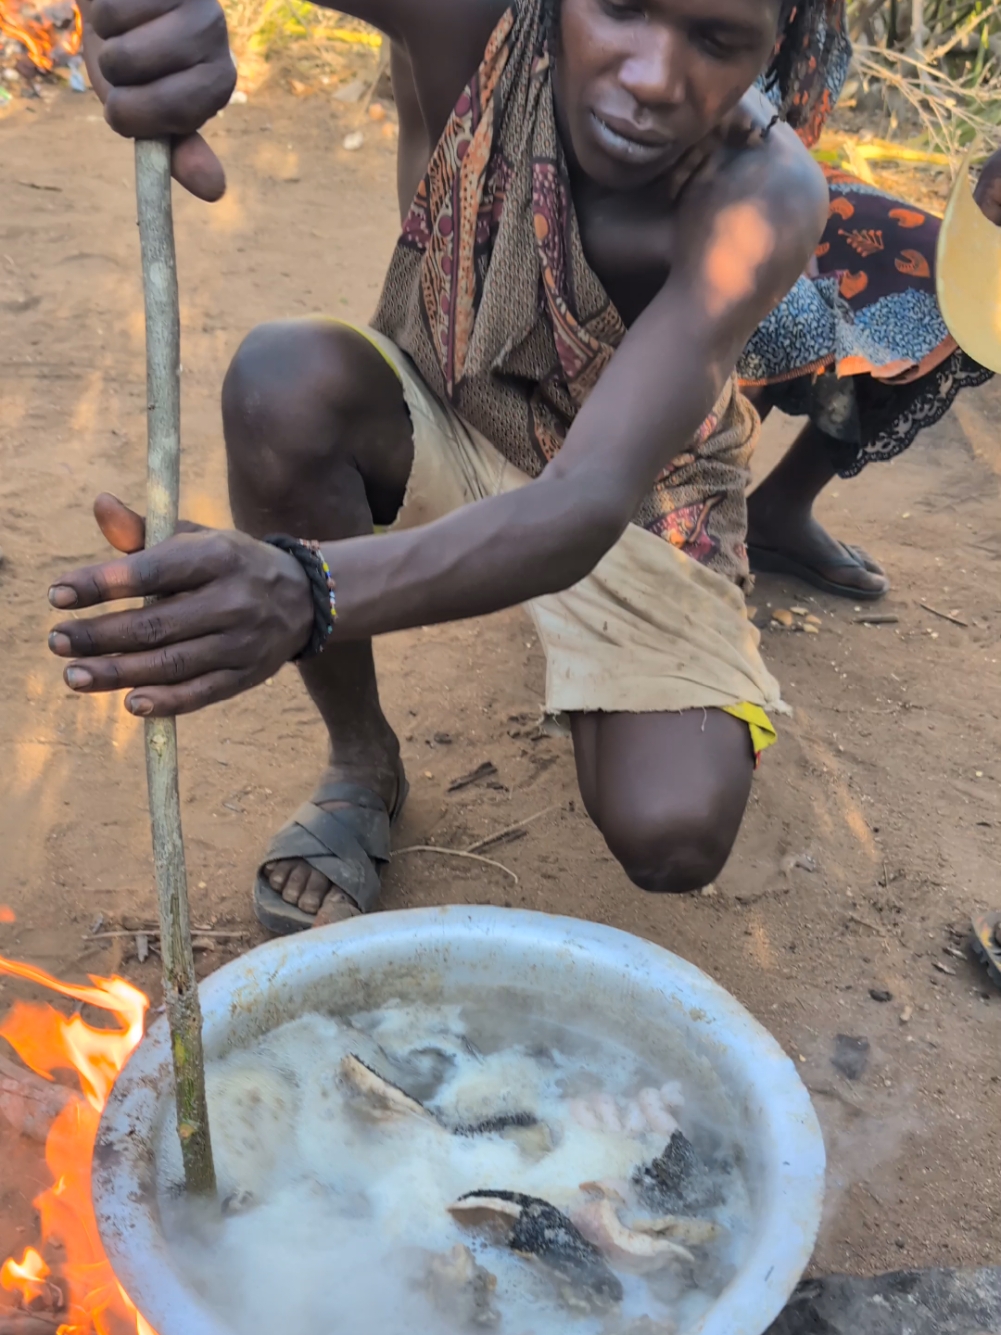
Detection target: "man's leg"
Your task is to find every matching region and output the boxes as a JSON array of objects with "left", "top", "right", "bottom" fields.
[
  {"left": 571, "top": 709, "right": 754, "bottom": 894},
  {"left": 223, "top": 318, "right": 414, "bottom": 920},
  {"left": 744, "top": 401, "right": 889, "bottom": 599}
]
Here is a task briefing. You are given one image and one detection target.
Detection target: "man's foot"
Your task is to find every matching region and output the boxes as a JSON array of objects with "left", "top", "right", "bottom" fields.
[
  {"left": 257, "top": 754, "right": 406, "bottom": 933},
  {"left": 746, "top": 507, "right": 890, "bottom": 600}
]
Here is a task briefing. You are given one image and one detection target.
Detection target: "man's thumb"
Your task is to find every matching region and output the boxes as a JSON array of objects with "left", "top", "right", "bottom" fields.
[
  {"left": 171, "top": 133, "right": 227, "bottom": 204},
  {"left": 94, "top": 493, "right": 146, "bottom": 554}
]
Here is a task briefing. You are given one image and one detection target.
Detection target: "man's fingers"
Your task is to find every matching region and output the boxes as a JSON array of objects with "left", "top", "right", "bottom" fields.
[
  {"left": 90, "top": 0, "right": 180, "bottom": 42},
  {"left": 171, "top": 132, "right": 227, "bottom": 202},
  {"left": 104, "top": 58, "right": 235, "bottom": 140},
  {"left": 49, "top": 588, "right": 237, "bottom": 657},
  {"left": 61, "top": 634, "right": 235, "bottom": 693},
  {"left": 98, "top": 3, "right": 224, "bottom": 89},
  {"left": 974, "top": 175, "right": 1001, "bottom": 227},
  {"left": 94, "top": 492, "right": 145, "bottom": 553},
  {"left": 48, "top": 532, "right": 232, "bottom": 609},
  {"left": 124, "top": 669, "right": 251, "bottom": 717}
]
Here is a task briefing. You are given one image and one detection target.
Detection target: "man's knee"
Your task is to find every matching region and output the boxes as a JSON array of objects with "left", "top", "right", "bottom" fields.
[
  {"left": 602, "top": 795, "right": 743, "bottom": 895},
  {"left": 222, "top": 319, "right": 387, "bottom": 485}
]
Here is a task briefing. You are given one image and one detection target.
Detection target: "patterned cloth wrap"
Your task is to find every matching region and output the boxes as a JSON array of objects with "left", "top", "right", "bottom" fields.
[
  {"left": 739, "top": 8, "right": 992, "bottom": 476},
  {"left": 372, "top": 0, "right": 758, "bottom": 588}
]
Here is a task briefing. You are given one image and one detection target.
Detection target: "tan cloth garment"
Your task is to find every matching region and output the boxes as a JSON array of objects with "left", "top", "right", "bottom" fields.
[{"left": 354, "top": 324, "right": 784, "bottom": 718}]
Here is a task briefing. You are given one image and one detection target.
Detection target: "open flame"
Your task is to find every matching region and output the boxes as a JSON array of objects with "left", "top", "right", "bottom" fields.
[
  {"left": 0, "top": 0, "right": 81, "bottom": 74},
  {"left": 1, "top": 1245, "right": 51, "bottom": 1300},
  {"left": 0, "top": 952, "right": 158, "bottom": 1335}
]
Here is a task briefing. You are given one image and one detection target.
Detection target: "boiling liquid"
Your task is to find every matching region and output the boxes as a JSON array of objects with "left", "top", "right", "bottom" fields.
[{"left": 159, "top": 1003, "right": 751, "bottom": 1335}]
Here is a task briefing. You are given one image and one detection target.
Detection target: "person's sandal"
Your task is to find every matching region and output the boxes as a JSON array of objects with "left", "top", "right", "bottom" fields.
[
  {"left": 253, "top": 775, "right": 409, "bottom": 935},
  {"left": 747, "top": 541, "right": 889, "bottom": 601}
]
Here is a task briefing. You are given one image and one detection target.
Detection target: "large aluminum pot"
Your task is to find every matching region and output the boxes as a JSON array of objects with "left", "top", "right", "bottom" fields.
[{"left": 94, "top": 906, "right": 825, "bottom": 1335}]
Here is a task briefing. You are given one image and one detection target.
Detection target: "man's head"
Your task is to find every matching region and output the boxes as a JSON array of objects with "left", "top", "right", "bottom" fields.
[{"left": 549, "top": 0, "right": 830, "bottom": 189}]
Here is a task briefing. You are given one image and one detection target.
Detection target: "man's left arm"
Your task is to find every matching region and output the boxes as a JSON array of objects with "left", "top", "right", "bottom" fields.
[{"left": 46, "top": 130, "right": 827, "bottom": 716}]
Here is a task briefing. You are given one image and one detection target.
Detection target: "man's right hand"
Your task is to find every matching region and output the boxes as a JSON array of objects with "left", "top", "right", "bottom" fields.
[{"left": 81, "top": 0, "right": 236, "bottom": 201}]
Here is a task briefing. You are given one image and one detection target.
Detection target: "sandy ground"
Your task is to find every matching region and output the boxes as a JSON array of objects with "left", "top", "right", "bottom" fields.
[{"left": 1, "top": 86, "right": 999, "bottom": 1285}]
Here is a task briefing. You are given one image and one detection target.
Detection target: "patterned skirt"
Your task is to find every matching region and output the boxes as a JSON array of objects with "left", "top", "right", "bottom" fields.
[{"left": 737, "top": 166, "right": 993, "bottom": 477}]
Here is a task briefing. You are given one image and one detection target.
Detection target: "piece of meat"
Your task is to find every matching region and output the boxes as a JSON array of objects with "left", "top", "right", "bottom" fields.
[
  {"left": 633, "top": 1131, "right": 722, "bottom": 1213},
  {"left": 449, "top": 1190, "right": 624, "bottom": 1310},
  {"left": 340, "top": 1054, "right": 434, "bottom": 1122},
  {"left": 572, "top": 1195, "right": 694, "bottom": 1273},
  {"left": 424, "top": 1244, "right": 500, "bottom": 1328}
]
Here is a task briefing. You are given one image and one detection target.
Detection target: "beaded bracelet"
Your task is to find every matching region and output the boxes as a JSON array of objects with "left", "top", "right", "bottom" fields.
[{"left": 263, "top": 534, "right": 337, "bottom": 660}]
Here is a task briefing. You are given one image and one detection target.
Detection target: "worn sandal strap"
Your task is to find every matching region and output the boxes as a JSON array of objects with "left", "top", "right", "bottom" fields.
[
  {"left": 311, "top": 780, "right": 390, "bottom": 810},
  {"left": 262, "top": 798, "right": 390, "bottom": 914}
]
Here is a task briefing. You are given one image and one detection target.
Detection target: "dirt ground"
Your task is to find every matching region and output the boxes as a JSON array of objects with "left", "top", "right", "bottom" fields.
[{"left": 1, "top": 86, "right": 999, "bottom": 1287}]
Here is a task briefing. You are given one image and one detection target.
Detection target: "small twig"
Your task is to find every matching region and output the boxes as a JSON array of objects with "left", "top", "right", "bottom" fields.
[
  {"left": 846, "top": 912, "right": 887, "bottom": 935},
  {"left": 855, "top": 613, "right": 899, "bottom": 625},
  {"left": 464, "top": 804, "right": 560, "bottom": 853},
  {"left": 14, "top": 180, "right": 62, "bottom": 192},
  {"left": 920, "top": 602, "right": 969, "bottom": 627},
  {"left": 448, "top": 761, "right": 498, "bottom": 793},
  {"left": 84, "top": 929, "right": 246, "bottom": 941},
  {"left": 927, "top": 0, "right": 1001, "bottom": 62},
  {"left": 393, "top": 845, "right": 519, "bottom": 884},
  {"left": 806, "top": 1083, "right": 866, "bottom": 1115}
]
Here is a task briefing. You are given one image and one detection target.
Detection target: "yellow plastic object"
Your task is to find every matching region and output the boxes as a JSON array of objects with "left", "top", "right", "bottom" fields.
[
  {"left": 328, "top": 27, "right": 382, "bottom": 46},
  {"left": 936, "top": 152, "right": 1001, "bottom": 374}
]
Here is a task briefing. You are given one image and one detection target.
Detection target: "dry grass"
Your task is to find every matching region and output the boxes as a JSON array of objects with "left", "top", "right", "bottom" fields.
[
  {"left": 223, "top": 0, "right": 383, "bottom": 94},
  {"left": 845, "top": 0, "right": 1001, "bottom": 172}
]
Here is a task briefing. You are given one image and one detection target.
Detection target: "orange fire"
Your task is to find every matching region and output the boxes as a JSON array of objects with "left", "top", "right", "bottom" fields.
[
  {"left": 0, "top": 0, "right": 81, "bottom": 75},
  {"left": 1, "top": 1245, "right": 51, "bottom": 1300},
  {"left": 0, "top": 952, "right": 158, "bottom": 1335}
]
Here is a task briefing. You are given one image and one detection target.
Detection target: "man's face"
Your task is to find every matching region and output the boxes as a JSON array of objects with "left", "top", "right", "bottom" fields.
[{"left": 552, "top": 0, "right": 780, "bottom": 190}]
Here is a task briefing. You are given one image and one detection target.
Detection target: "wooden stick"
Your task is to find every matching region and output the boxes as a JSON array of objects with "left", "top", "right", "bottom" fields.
[
  {"left": 134, "top": 138, "right": 216, "bottom": 1198},
  {"left": 919, "top": 601, "right": 969, "bottom": 628},
  {"left": 0, "top": 1053, "right": 72, "bottom": 1141},
  {"left": 0, "top": 1314, "right": 62, "bottom": 1335}
]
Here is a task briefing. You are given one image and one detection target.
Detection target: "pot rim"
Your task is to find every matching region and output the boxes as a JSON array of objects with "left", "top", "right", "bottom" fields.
[{"left": 94, "top": 906, "right": 825, "bottom": 1335}]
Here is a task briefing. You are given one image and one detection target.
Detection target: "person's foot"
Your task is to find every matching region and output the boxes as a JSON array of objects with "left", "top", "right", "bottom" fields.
[
  {"left": 264, "top": 745, "right": 403, "bottom": 927},
  {"left": 746, "top": 501, "right": 890, "bottom": 599}
]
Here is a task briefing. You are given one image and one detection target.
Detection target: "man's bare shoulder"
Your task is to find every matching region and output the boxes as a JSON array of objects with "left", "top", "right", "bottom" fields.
[
  {"left": 672, "top": 118, "right": 828, "bottom": 308},
  {"left": 745, "top": 121, "right": 828, "bottom": 243}
]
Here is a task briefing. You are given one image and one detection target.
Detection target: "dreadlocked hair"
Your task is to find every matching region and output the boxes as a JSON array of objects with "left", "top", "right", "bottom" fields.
[{"left": 762, "top": 0, "right": 850, "bottom": 145}]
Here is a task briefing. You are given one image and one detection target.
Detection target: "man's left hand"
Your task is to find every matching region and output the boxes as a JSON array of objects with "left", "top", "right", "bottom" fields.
[{"left": 47, "top": 494, "right": 314, "bottom": 717}]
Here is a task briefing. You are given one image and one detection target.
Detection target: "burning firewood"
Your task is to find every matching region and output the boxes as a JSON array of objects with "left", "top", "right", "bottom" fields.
[
  {"left": 0, "top": 1313, "right": 62, "bottom": 1334},
  {"left": 0, "top": 0, "right": 83, "bottom": 88},
  {"left": 0, "top": 1053, "right": 71, "bottom": 1142}
]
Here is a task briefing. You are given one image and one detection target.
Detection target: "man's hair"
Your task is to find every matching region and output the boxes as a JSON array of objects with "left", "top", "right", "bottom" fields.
[{"left": 765, "top": 0, "right": 848, "bottom": 137}]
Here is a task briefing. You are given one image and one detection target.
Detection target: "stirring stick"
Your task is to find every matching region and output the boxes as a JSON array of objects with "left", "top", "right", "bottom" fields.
[{"left": 134, "top": 138, "right": 216, "bottom": 1196}]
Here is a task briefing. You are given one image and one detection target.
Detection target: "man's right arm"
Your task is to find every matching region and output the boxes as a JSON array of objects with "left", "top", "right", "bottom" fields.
[{"left": 81, "top": 0, "right": 504, "bottom": 202}]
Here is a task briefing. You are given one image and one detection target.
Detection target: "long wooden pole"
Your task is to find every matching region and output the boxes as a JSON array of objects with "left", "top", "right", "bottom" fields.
[{"left": 134, "top": 138, "right": 216, "bottom": 1197}]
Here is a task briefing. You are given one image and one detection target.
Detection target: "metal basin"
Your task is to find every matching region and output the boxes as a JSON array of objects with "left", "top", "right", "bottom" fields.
[{"left": 94, "top": 906, "right": 825, "bottom": 1335}]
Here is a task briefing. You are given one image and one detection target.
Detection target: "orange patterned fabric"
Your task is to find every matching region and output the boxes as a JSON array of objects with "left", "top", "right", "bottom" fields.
[{"left": 742, "top": 0, "right": 992, "bottom": 475}]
